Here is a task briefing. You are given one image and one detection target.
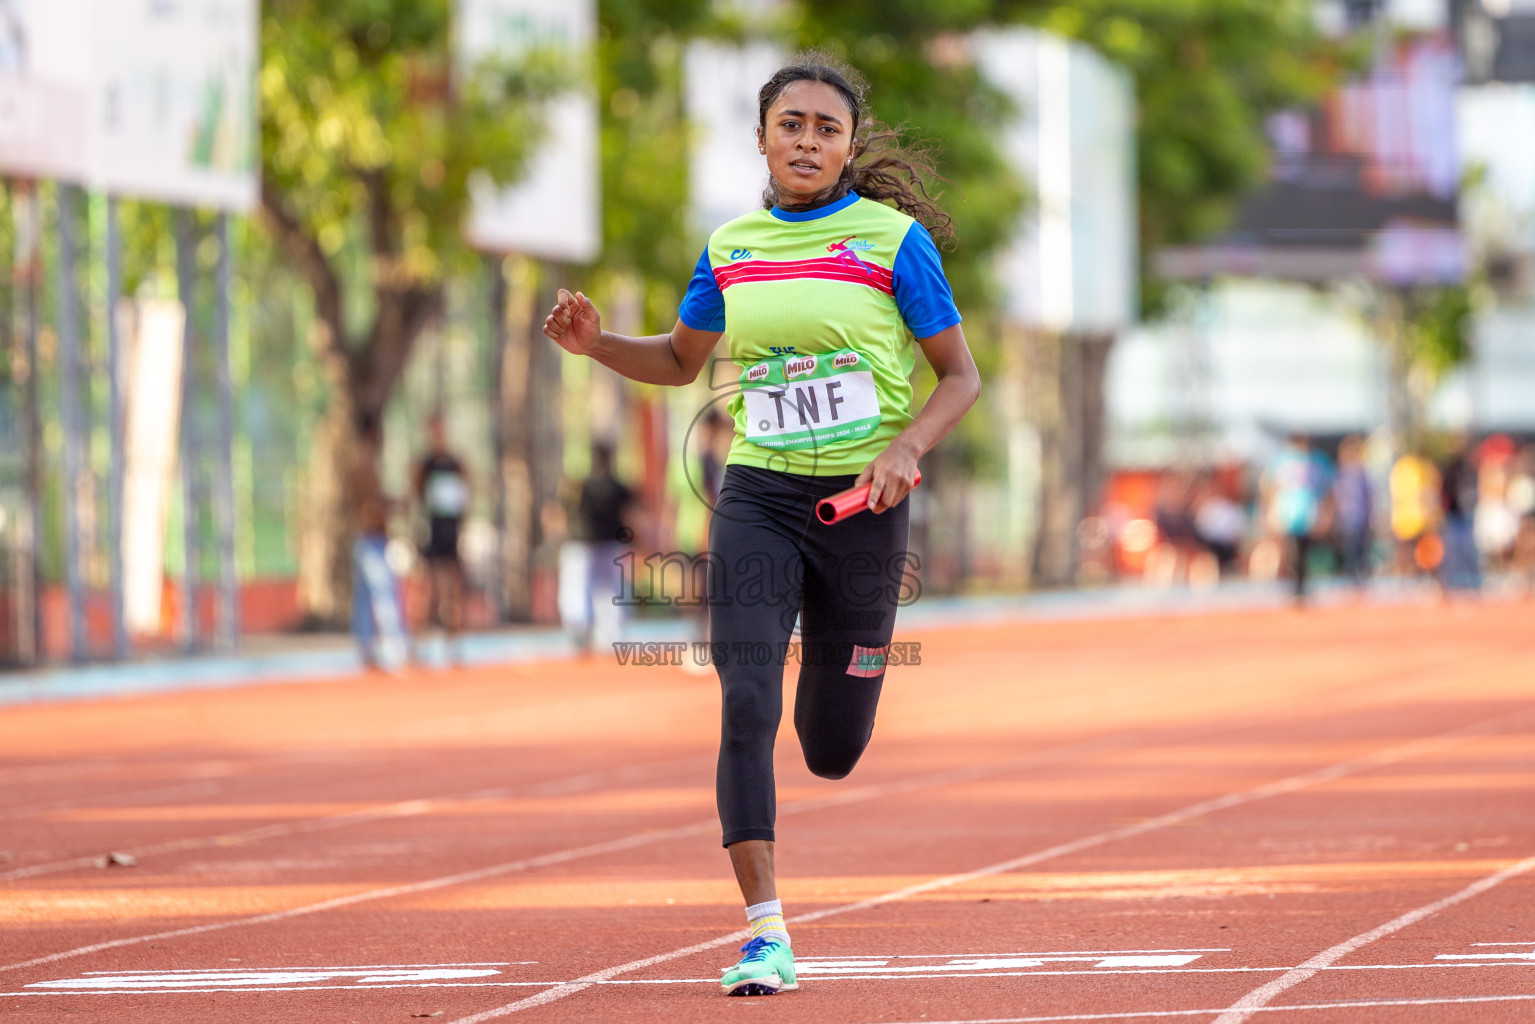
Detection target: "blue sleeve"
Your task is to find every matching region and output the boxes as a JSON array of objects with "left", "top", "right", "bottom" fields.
[
  {"left": 891, "top": 221, "right": 962, "bottom": 338},
  {"left": 678, "top": 247, "right": 726, "bottom": 332}
]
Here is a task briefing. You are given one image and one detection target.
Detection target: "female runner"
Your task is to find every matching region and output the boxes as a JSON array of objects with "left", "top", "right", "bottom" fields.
[{"left": 543, "top": 54, "right": 980, "bottom": 997}]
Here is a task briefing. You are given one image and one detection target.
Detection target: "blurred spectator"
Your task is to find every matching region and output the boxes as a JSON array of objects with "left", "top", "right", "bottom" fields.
[
  {"left": 1473, "top": 435, "right": 1520, "bottom": 572},
  {"left": 1510, "top": 446, "right": 1535, "bottom": 593},
  {"left": 1261, "top": 433, "right": 1333, "bottom": 604},
  {"left": 1192, "top": 475, "right": 1248, "bottom": 578},
  {"left": 350, "top": 417, "right": 409, "bottom": 670},
  {"left": 1145, "top": 472, "right": 1200, "bottom": 587},
  {"left": 558, "top": 443, "right": 636, "bottom": 653},
  {"left": 413, "top": 413, "right": 471, "bottom": 662},
  {"left": 1332, "top": 435, "right": 1374, "bottom": 586},
  {"left": 1389, "top": 450, "right": 1441, "bottom": 577},
  {"left": 1438, "top": 440, "right": 1481, "bottom": 593}
]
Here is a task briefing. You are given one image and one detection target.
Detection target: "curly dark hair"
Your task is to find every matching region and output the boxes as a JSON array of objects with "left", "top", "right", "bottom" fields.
[{"left": 756, "top": 51, "right": 954, "bottom": 246}]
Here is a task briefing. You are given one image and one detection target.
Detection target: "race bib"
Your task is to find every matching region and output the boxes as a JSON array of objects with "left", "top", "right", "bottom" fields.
[{"left": 739, "top": 349, "right": 882, "bottom": 452}]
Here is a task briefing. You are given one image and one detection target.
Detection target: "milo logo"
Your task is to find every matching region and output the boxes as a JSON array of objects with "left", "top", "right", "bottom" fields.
[
  {"left": 785, "top": 355, "right": 817, "bottom": 379},
  {"left": 832, "top": 352, "right": 860, "bottom": 369},
  {"left": 746, "top": 362, "right": 771, "bottom": 383}
]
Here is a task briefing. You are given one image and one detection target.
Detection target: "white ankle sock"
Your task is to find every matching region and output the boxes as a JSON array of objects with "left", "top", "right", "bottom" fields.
[{"left": 745, "top": 898, "right": 791, "bottom": 947}]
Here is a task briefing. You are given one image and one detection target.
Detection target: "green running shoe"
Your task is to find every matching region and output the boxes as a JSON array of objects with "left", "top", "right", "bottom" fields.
[{"left": 720, "top": 936, "right": 798, "bottom": 996}]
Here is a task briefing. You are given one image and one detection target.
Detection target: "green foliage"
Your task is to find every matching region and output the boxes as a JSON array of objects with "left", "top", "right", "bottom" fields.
[
  {"left": 260, "top": 0, "right": 559, "bottom": 308},
  {"left": 591, "top": 1, "right": 1025, "bottom": 322},
  {"left": 780, "top": 10, "right": 1026, "bottom": 312},
  {"left": 593, "top": 0, "right": 712, "bottom": 331},
  {"left": 1404, "top": 285, "right": 1473, "bottom": 381}
]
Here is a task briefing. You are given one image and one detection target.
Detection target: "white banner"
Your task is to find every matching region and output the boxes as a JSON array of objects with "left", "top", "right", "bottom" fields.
[
  {"left": 91, "top": 0, "right": 258, "bottom": 211},
  {"left": 684, "top": 40, "right": 784, "bottom": 236},
  {"left": 0, "top": 0, "right": 258, "bottom": 212},
  {"left": 0, "top": 0, "right": 90, "bottom": 181},
  {"left": 1459, "top": 83, "right": 1535, "bottom": 254},
  {"left": 457, "top": 0, "right": 600, "bottom": 262},
  {"left": 121, "top": 299, "right": 186, "bottom": 635},
  {"left": 975, "top": 29, "right": 1138, "bottom": 334}
]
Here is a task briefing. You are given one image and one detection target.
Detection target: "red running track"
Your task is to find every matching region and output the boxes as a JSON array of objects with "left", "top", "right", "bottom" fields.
[{"left": 2, "top": 600, "right": 1534, "bottom": 1023}]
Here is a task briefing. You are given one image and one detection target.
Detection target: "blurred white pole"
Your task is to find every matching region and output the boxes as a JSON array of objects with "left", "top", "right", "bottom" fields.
[
  {"left": 58, "top": 184, "right": 88, "bottom": 664},
  {"left": 212, "top": 213, "right": 239, "bottom": 651},
  {"left": 106, "top": 196, "right": 128, "bottom": 660},
  {"left": 175, "top": 210, "right": 201, "bottom": 652},
  {"left": 14, "top": 182, "right": 43, "bottom": 664},
  {"left": 1037, "top": 35, "right": 1074, "bottom": 333},
  {"left": 487, "top": 253, "right": 507, "bottom": 623}
]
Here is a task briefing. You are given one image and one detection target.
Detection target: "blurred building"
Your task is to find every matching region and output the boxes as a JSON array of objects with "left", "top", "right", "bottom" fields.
[{"left": 1113, "top": 4, "right": 1535, "bottom": 479}]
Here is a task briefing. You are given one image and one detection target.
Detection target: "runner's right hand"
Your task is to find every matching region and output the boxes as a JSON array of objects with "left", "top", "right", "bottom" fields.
[{"left": 543, "top": 289, "right": 602, "bottom": 356}]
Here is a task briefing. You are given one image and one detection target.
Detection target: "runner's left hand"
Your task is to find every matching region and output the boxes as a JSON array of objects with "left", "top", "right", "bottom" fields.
[{"left": 856, "top": 442, "right": 920, "bottom": 515}]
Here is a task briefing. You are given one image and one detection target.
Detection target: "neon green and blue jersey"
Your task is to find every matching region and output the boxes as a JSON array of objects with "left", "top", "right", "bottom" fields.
[{"left": 679, "top": 192, "right": 961, "bottom": 477}]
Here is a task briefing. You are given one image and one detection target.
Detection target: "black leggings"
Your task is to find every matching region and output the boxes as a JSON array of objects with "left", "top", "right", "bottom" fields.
[{"left": 708, "top": 464, "right": 912, "bottom": 846}]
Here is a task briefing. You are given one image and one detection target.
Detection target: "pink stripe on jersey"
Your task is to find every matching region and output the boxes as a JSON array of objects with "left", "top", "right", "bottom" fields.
[{"left": 714, "top": 255, "right": 894, "bottom": 295}]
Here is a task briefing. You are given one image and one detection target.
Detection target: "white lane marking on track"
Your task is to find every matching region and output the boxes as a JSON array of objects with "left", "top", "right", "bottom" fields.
[
  {"left": 18, "top": 956, "right": 1535, "bottom": 996},
  {"left": 852, "top": 992, "right": 1535, "bottom": 1022},
  {"left": 0, "top": 819, "right": 718, "bottom": 975},
  {"left": 1437, "top": 951, "right": 1535, "bottom": 960},
  {"left": 2, "top": 984, "right": 556, "bottom": 996},
  {"left": 0, "top": 756, "right": 706, "bottom": 882},
  {"left": 8, "top": 678, "right": 1527, "bottom": 980},
  {"left": 1210, "top": 853, "right": 1535, "bottom": 1024},
  {"left": 803, "top": 948, "right": 1232, "bottom": 958},
  {"left": 0, "top": 723, "right": 1210, "bottom": 974},
  {"left": 78, "top": 961, "right": 529, "bottom": 974},
  {"left": 29, "top": 967, "right": 504, "bottom": 990},
  {"left": 446, "top": 706, "right": 1535, "bottom": 1022},
  {"left": 793, "top": 954, "right": 1205, "bottom": 974}
]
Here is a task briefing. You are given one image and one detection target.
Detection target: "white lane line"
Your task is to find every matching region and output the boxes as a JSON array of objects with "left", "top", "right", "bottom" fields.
[
  {"left": 19, "top": 957, "right": 1535, "bottom": 996},
  {"left": 0, "top": 756, "right": 704, "bottom": 882},
  {"left": 0, "top": 722, "right": 1211, "bottom": 974},
  {"left": 1436, "top": 951, "right": 1535, "bottom": 960},
  {"left": 791, "top": 955, "right": 1207, "bottom": 973},
  {"left": 794, "top": 949, "right": 1233, "bottom": 959},
  {"left": 0, "top": 818, "right": 718, "bottom": 975},
  {"left": 448, "top": 706, "right": 1535, "bottom": 1022},
  {"left": 29, "top": 966, "right": 507, "bottom": 989},
  {"left": 4, "top": 621, "right": 1497, "bottom": 872},
  {"left": 853, "top": 992, "right": 1535, "bottom": 1023},
  {"left": 10, "top": 686, "right": 1529, "bottom": 984},
  {"left": 1210, "top": 853, "right": 1535, "bottom": 1024},
  {"left": 2, "top": 982, "right": 559, "bottom": 996},
  {"left": 80, "top": 961, "right": 527, "bottom": 974}
]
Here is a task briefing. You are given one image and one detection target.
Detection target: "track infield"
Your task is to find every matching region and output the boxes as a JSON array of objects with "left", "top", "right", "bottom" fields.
[{"left": 2, "top": 599, "right": 1533, "bottom": 1023}]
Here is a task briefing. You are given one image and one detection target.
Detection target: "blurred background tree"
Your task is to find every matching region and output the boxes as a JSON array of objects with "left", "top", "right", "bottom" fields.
[
  {"left": 596, "top": 0, "right": 713, "bottom": 318},
  {"left": 260, "top": 0, "right": 557, "bottom": 623},
  {"left": 1000, "top": 0, "right": 1346, "bottom": 584}
]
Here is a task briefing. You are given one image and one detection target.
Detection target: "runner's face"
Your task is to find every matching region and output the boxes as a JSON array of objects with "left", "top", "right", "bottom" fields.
[{"left": 760, "top": 81, "right": 855, "bottom": 203}]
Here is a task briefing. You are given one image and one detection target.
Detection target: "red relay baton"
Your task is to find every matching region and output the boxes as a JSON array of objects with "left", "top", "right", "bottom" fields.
[{"left": 816, "top": 469, "right": 922, "bottom": 525}]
